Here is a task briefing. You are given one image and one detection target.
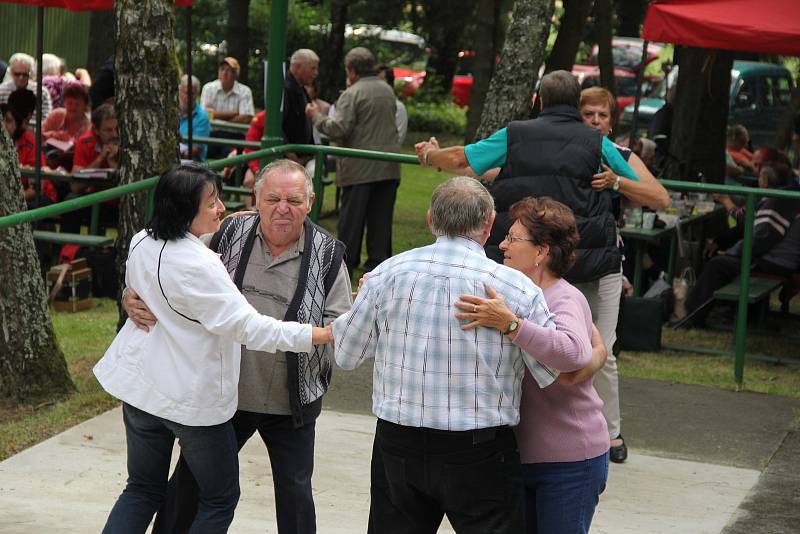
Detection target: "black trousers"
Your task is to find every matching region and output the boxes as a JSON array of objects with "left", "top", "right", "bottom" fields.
[
  {"left": 686, "top": 254, "right": 794, "bottom": 324},
  {"left": 338, "top": 179, "right": 399, "bottom": 273},
  {"left": 152, "top": 410, "right": 317, "bottom": 534},
  {"left": 368, "top": 419, "right": 524, "bottom": 534}
]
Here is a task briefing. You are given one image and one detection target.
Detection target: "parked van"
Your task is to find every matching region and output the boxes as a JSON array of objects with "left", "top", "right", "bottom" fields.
[{"left": 621, "top": 61, "right": 795, "bottom": 147}]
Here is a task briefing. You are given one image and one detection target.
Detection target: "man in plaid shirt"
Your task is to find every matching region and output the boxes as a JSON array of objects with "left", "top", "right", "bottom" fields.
[{"left": 332, "top": 176, "right": 557, "bottom": 533}]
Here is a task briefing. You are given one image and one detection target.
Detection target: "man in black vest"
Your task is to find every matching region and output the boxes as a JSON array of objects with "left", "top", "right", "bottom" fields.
[
  {"left": 124, "top": 159, "right": 352, "bottom": 534},
  {"left": 414, "top": 70, "right": 638, "bottom": 464}
]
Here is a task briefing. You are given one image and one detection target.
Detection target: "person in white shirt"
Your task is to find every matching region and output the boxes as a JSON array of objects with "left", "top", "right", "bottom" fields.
[
  {"left": 199, "top": 56, "right": 254, "bottom": 124},
  {"left": 93, "top": 163, "right": 332, "bottom": 533}
]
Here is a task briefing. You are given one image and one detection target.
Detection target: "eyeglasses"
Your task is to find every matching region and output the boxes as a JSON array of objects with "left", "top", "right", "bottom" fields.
[
  {"left": 11, "top": 71, "right": 30, "bottom": 78},
  {"left": 504, "top": 232, "right": 535, "bottom": 244}
]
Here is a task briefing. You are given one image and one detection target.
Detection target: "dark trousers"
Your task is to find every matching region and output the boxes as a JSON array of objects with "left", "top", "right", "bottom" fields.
[
  {"left": 153, "top": 410, "right": 317, "bottom": 534},
  {"left": 338, "top": 179, "right": 399, "bottom": 273},
  {"left": 102, "top": 403, "right": 240, "bottom": 534},
  {"left": 368, "top": 419, "right": 524, "bottom": 534},
  {"left": 686, "top": 254, "right": 794, "bottom": 324}
]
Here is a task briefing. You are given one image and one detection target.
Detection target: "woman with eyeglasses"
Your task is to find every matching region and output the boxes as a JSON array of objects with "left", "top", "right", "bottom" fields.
[{"left": 455, "top": 196, "right": 609, "bottom": 534}]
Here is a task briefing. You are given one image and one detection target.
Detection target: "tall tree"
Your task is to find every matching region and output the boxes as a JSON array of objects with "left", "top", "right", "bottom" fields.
[
  {"left": 594, "top": 0, "right": 616, "bottom": 96},
  {"left": 226, "top": 0, "right": 251, "bottom": 85},
  {"left": 465, "top": 0, "right": 512, "bottom": 143},
  {"left": 0, "top": 131, "right": 74, "bottom": 400},
  {"left": 318, "top": 0, "right": 348, "bottom": 103},
  {"left": 667, "top": 47, "right": 734, "bottom": 183},
  {"left": 615, "top": 0, "right": 646, "bottom": 38},
  {"left": 115, "top": 0, "right": 180, "bottom": 326},
  {"left": 87, "top": 9, "right": 116, "bottom": 77},
  {"left": 417, "top": 0, "right": 477, "bottom": 94},
  {"left": 476, "top": 0, "right": 555, "bottom": 139},
  {"left": 545, "top": 0, "right": 594, "bottom": 73}
]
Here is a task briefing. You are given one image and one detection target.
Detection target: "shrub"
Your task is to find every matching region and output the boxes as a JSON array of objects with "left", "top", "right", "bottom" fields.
[{"left": 406, "top": 100, "right": 466, "bottom": 136}]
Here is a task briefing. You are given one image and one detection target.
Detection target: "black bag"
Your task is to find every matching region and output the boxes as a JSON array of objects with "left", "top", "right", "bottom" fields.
[
  {"left": 83, "top": 246, "right": 118, "bottom": 299},
  {"left": 617, "top": 296, "right": 664, "bottom": 351}
]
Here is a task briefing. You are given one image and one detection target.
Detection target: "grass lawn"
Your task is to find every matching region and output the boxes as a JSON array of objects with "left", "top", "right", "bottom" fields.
[{"left": 2, "top": 131, "right": 799, "bottom": 460}]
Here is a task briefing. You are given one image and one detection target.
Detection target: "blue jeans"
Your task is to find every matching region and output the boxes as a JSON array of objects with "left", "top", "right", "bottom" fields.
[
  {"left": 102, "top": 403, "right": 240, "bottom": 534},
  {"left": 522, "top": 452, "right": 609, "bottom": 534}
]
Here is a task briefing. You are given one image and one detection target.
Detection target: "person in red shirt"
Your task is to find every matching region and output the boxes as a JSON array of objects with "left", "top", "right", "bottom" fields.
[
  {"left": 2, "top": 89, "right": 57, "bottom": 206},
  {"left": 241, "top": 110, "right": 266, "bottom": 195}
]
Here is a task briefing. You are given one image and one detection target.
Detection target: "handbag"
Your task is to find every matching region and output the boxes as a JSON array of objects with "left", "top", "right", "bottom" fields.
[{"left": 671, "top": 267, "right": 696, "bottom": 321}]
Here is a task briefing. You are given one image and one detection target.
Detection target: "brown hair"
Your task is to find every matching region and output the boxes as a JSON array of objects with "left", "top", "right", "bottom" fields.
[
  {"left": 509, "top": 196, "right": 580, "bottom": 277},
  {"left": 580, "top": 86, "right": 616, "bottom": 121},
  {"left": 63, "top": 82, "right": 89, "bottom": 105}
]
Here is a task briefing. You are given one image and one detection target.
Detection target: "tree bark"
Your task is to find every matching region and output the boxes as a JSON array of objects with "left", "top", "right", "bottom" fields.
[
  {"left": 87, "top": 9, "right": 116, "bottom": 77},
  {"left": 545, "top": 0, "right": 594, "bottom": 73},
  {"left": 318, "top": 0, "right": 348, "bottom": 104},
  {"left": 0, "top": 130, "right": 74, "bottom": 400},
  {"left": 477, "top": 0, "right": 555, "bottom": 139},
  {"left": 418, "top": 0, "right": 476, "bottom": 94},
  {"left": 465, "top": 0, "right": 512, "bottom": 143},
  {"left": 668, "top": 47, "right": 733, "bottom": 183},
  {"left": 226, "top": 0, "right": 251, "bottom": 85},
  {"left": 115, "top": 0, "right": 180, "bottom": 328},
  {"left": 615, "top": 0, "right": 646, "bottom": 38},
  {"left": 594, "top": 0, "right": 616, "bottom": 96}
]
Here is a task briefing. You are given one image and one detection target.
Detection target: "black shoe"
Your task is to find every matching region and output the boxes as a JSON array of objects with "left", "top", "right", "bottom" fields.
[{"left": 610, "top": 435, "right": 628, "bottom": 464}]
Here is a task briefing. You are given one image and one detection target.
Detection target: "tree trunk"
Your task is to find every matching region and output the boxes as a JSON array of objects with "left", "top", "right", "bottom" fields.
[
  {"left": 0, "top": 130, "right": 74, "bottom": 400},
  {"left": 226, "top": 0, "right": 251, "bottom": 85},
  {"left": 477, "top": 0, "right": 555, "bottom": 139},
  {"left": 115, "top": 0, "right": 180, "bottom": 328},
  {"left": 594, "top": 0, "right": 616, "bottom": 97},
  {"left": 87, "top": 9, "right": 116, "bottom": 77},
  {"left": 668, "top": 47, "right": 733, "bottom": 183},
  {"left": 465, "top": 0, "right": 512, "bottom": 143},
  {"left": 418, "top": 0, "right": 476, "bottom": 94},
  {"left": 318, "top": 0, "right": 348, "bottom": 104},
  {"left": 615, "top": 0, "right": 646, "bottom": 38},
  {"left": 545, "top": 0, "right": 594, "bottom": 73}
]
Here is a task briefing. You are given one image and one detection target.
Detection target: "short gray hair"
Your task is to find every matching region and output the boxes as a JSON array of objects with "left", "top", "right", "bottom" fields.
[
  {"left": 430, "top": 177, "right": 495, "bottom": 238},
  {"left": 180, "top": 74, "right": 201, "bottom": 93},
  {"left": 41, "top": 53, "right": 61, "bottom": 76},
  {"left": 5, "top": 53, "right": 35, "bottom": 82},
  {"left": 290, "top": 49, "right": 319, "bottom": 66},
  {"left": 254, "top": 159, "right": 314, "bottom": 200},
  {"left": 344, "top": 47, "right": 375, "bottom": 77},
  {"left": 539, "top": 70, "right": 581, "bottom": 109}
]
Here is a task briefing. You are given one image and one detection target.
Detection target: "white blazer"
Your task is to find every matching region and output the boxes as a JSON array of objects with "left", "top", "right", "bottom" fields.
[{"left": 94, "top": 230, "right": 312, "bottom": 426}]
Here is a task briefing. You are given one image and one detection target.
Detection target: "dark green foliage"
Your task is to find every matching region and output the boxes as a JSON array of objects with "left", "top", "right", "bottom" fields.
[{"left": 406, "top": 100, "right": 466, "bottom": 136}]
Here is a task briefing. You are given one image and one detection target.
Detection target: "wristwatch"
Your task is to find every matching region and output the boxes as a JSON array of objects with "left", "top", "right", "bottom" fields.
[
  {"left": 612, "top": 175, "right": 621, "bottom": 192},
  {"left": 504, "top": 317, "right": 521, "bottom": 335}
]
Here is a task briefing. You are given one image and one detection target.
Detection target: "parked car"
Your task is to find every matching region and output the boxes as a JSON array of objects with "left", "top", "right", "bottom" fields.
[{"left": 619, "top": 61, "right": 795, "bottom": 147}]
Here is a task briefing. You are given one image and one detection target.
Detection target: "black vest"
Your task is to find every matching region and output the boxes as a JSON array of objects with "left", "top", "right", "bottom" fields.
[{"left": 487, "top": 105, "right": 620, "bottom": 283}]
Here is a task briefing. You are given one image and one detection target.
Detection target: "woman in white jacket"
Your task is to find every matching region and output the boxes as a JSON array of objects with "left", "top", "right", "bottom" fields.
[{"left": 93, "top": 164, "right": 332, "bottom": 534}]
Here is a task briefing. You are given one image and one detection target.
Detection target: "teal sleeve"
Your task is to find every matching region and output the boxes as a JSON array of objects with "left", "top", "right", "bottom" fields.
[
  {"left": 464, "top": 128, "right": 508, "bottom": 175},
  {"left": 601, "top": 137, "right": 639, "bottom": 181}
]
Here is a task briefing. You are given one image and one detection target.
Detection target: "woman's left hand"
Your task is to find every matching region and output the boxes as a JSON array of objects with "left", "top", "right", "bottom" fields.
[
  {"left": 592, "top": 164, "right": 617, "bottom": 191},
  {"left": 454, "top": 284, "right": 517, "bottom": 331}
]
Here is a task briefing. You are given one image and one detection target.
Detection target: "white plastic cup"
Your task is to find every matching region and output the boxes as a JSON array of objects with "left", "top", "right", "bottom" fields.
[{"left": 642, "top": 211, "right": 656, "bottom": 230}]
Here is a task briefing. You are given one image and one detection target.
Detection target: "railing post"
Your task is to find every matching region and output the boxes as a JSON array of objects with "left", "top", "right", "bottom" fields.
[
  {"left": 89, "top": 204, "right": 101, "bottom": 235},
  {"left": 261, "top": 0, "right": 288, "bottom": 170},
  {"left": 311, "top": 151, "right": 324, "bottom": 223},
  {"left": 734, "top": 193, "right": 756, "bottom": 387}
]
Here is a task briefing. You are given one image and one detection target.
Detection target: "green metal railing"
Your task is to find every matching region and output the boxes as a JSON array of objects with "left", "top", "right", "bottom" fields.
[{"left": 4, "top": 145, "right": 800, "bottom": 386}]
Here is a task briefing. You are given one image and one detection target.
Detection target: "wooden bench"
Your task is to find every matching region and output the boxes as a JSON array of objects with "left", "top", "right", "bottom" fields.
[
  {"left": 714, "top": 276, "right": 783, "bottom": 326},
  {"left": 33, "top": 230, "right": 114, "bottom": 248}
]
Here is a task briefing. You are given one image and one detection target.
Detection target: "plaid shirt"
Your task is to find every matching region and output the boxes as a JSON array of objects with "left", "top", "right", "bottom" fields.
[{"left": 333, "top": 236, "right": 557, "bottom": 431}]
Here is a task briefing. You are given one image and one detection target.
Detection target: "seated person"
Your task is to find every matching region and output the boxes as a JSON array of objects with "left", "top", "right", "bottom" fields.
[
  {"left": 687, "top": 162, "right": 800, "bottom": 325},
  {"left": 62, "top": 103, "right": 119, "bottom": 233},
  {"left": 200, "top": 57, "right": 253, "bottom": 159},
  {"left": 42, "top": 82, "right": 91, "bottom": 170},
  {"left": 726, "top": 124, "right": 756, "bottom": 175},
  {"left": 2, "top": 89, "right": 57, "bottom": 207},
  {"left": 0, "top": 53, "right": 52, "bottom": 122},
  {"left": 178, "top": 74, "right": 210, "bottom": 161},
  {"left": 242, "top": 109, "right": 266, "bottom": 193}
]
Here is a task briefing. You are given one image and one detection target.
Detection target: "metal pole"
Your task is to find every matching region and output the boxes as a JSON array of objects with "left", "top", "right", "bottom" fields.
[
  {"left": 733, "top": 193, "right": 756, "bottom": 387},
  {"left": 629, "top": 39, "right": 650, "bottom": 149},
  {"left": 263, "top": 0, "right": 288, "bottom": 155},
  {"left": 186, "top": 5, "right": 193, "bottom": 159},
  {"left": 311, "top": 151, "right": 324, "bottom": 222},
  {"left": 34, "top": 6, "right": 44, "bottom": 200}
]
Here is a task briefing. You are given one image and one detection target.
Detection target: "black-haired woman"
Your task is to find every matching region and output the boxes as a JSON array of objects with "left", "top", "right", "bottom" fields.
[{"left": 93, "top": 164, "right": 333, "bottom": 534}]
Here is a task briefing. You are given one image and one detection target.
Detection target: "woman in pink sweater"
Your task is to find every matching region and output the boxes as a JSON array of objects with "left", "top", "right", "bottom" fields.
[{"left": 455, "top": 196, "right": 609, "bottom": 534}]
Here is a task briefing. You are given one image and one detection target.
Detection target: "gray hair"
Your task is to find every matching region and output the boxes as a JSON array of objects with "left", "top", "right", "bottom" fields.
[
  {"left": 639, "top": 138, "right": 656, "bottom": 160},
  {"left": 180, "top": 74, "right": 201, "bottom": 93},
  {"left": 3, "top": 53, "right": 35, "bottom": 83},
  {"left": 254, "top": 159, "right": 314, "bottom": 200},
  {"left": 290, "top": 49, "right": 319, "bottom": 66},
  {"left": 344, "top": 47, "right": 375, "bottom": 77},
  {"left": 41, "top": 53, "right": 61, "bottom": 76},
  {"left": 539, "top": 70, "right": 581, "bottom": 109},
  {"left": 430, "top": 177, "right": 495, "bottom": 239}
]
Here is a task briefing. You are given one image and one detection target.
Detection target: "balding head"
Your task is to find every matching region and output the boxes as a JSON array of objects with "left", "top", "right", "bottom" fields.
[{"left": 429, "top": 176, "right": 495, "bottom": 242}]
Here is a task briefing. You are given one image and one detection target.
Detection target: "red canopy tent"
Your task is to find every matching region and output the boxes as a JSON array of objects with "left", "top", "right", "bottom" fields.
[{"left": 642, "top": 0, "right": 800, "bottom": 56}]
